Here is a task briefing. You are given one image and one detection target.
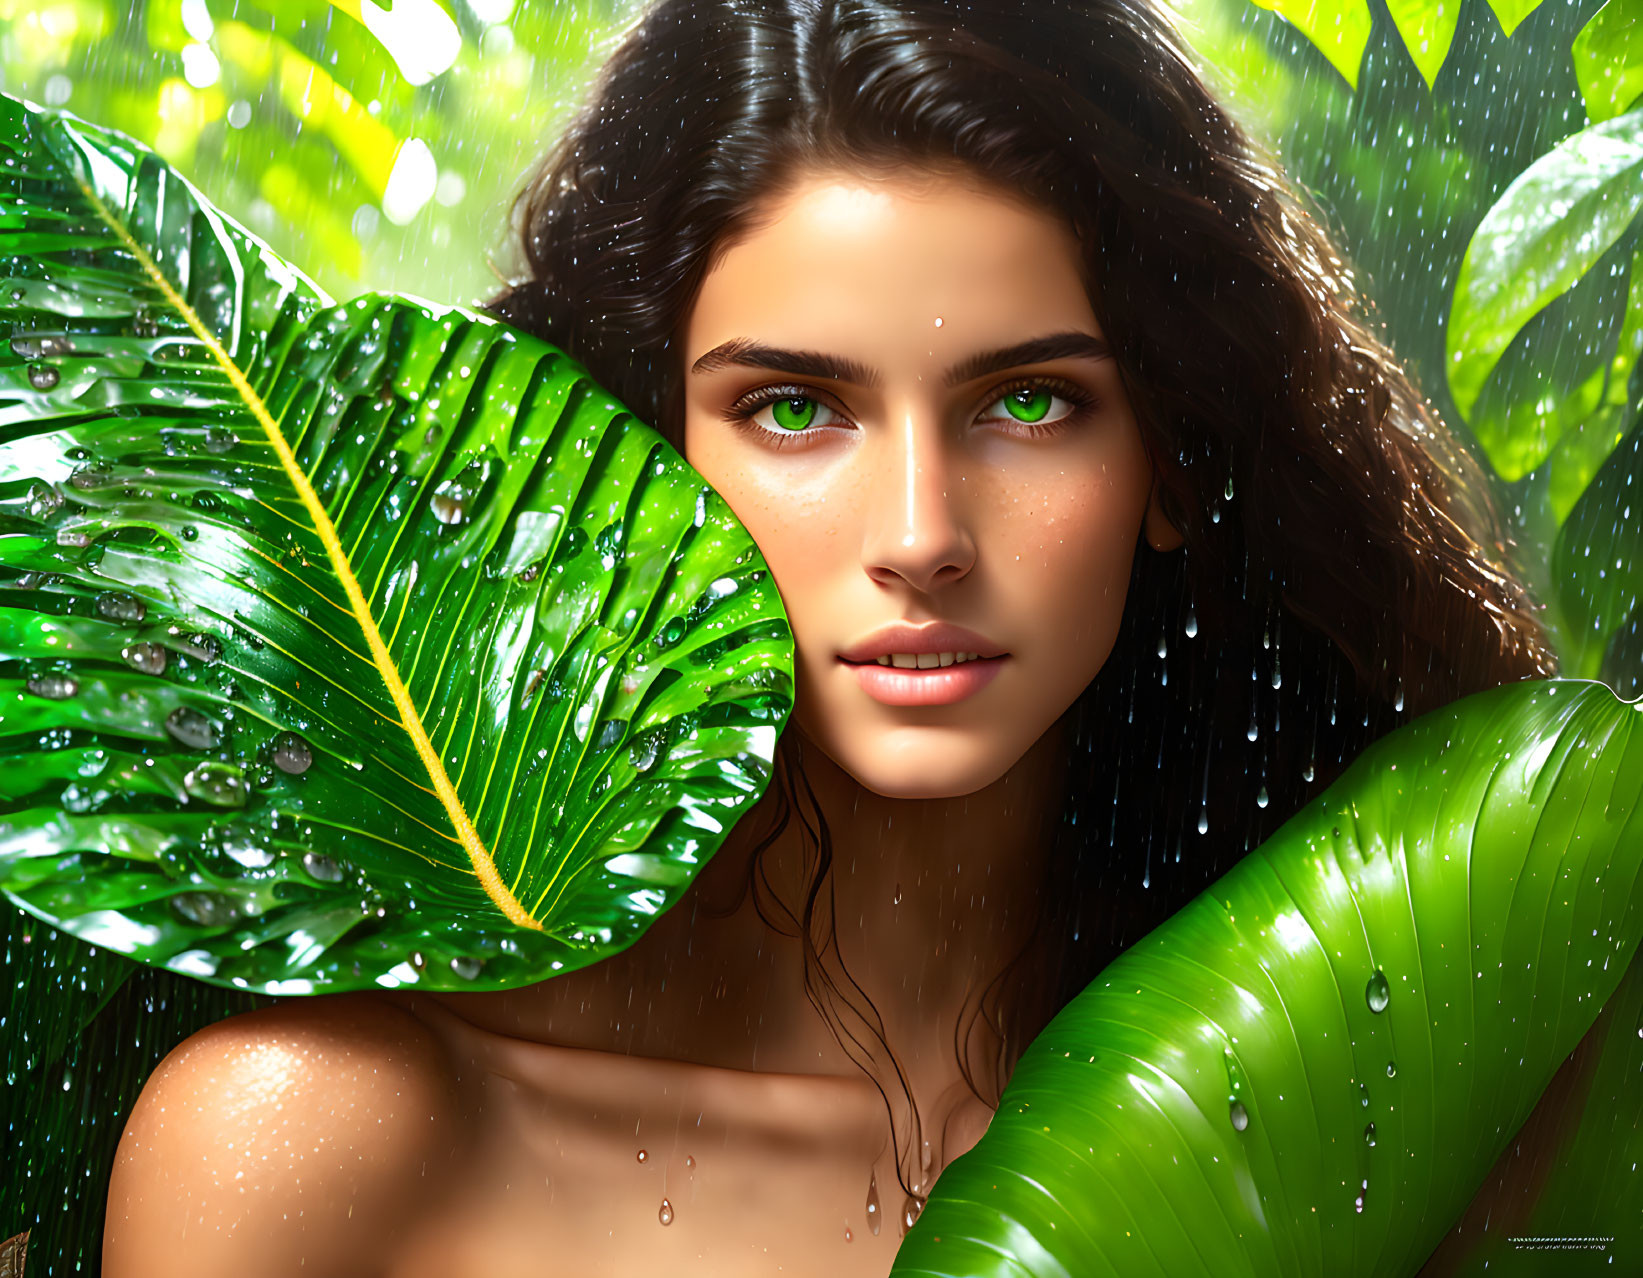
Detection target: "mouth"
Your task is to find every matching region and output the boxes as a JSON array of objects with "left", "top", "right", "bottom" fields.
[{"left": 838, "top": 653, "right": 1008, "bottom": 707}]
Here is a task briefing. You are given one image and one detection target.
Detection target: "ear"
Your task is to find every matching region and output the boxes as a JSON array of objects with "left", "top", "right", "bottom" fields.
[{"left": 1144, "top": 482, "right": 1185, "bottom": 552}]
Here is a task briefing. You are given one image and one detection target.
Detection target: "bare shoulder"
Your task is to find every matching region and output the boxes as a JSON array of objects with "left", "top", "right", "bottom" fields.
[{"left": 102, "top": 991, "right": 468, "bottom": 1278}]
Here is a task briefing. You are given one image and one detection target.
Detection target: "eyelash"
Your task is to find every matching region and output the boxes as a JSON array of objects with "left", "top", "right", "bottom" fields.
[{"left": 720, "top": 377, "right": 1101, "bottom": 449}]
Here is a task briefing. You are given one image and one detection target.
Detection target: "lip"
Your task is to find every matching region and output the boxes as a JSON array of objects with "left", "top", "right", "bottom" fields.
[
  {"left": 844, "top": 654, "right": 1007, "bottom": 707},
  {"left": 837, "top": 621, "right": 1007, "bottom": 664}
]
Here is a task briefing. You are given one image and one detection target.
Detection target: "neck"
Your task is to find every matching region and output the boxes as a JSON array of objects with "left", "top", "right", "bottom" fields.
[{"left": 704, "top": 720, "right": 1071, "bottom": 1090}]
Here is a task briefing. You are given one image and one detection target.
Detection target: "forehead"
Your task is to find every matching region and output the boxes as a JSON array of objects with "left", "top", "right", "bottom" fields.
[{"left": 683, "top": 168, "right": 1099, "bottom": 369}]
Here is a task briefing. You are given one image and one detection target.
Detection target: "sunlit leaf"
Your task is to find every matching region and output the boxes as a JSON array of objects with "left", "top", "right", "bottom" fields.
[
  {"left": 897, "top": 680, "right": 1643, "bottom": 1275},
  {"left": 1446, "top": 110, "right": 1643, "bottom": 479},
  {"left": 1574, "top": 0, "right": 1643, "bottom": 125},
  {"left": 1552, "top": 421, "right": 1643, "bottom": 678},
  {"left": 0, "top": 96, "right": 794, "bottom": 994},
  {"left": 1484, "top": 0, "right": 1545, "bottom": 38},
  {"left": 214, "top": 21, "right": 407, "bottom": 198},
  {"left": 1385, "top": 0, "right": 1462, "bottom": 90},
  {"left": 1246, "top": 0, "right": 1372, "bottom": 91}
]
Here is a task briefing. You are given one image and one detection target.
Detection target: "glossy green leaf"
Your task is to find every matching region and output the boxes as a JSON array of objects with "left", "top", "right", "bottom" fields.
[
  {"left": 1484, "top": 0, "right": 1545, "bottom": 38},
  {"left": 1247, "top": 0, "right": 1372, "bottom": 91},
  {"left": 1574, "top": 0, "right": 1643, "bottom": 124},
  {"left": 1446, "top": 110, "right": 1643, "bottom": 478},
  {"left": 0, "top": 96, "right": 794, "bottom": 995},
  {"left": 898, "top": 680, "right": 1643, "bottom": 1276},
  {"left": 1552, "top": 421, "right": 1643, "bottom": 678},
  {"left": 1385, "top": 0, "right": 1463, "bottom": 90}
]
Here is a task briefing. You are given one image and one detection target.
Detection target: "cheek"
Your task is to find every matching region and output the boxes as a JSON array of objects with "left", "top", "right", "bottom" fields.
[
  {"left": 1004, "top": 454, "right": 1151, "bottom": 658},
  {"left": 683, "top": 428, "right": 849, "bottom": 637}
]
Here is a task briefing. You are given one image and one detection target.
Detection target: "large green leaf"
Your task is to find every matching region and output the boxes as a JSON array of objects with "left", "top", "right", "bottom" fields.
[
  {"left": 1574, "top": 0, "right": 1643, "bottom": 125},
  {"left": 0, "top": 97, "right": 793, "bottom": 994},
  {"left": 897, "top": 680, "right": 1643, "bottom": 1276},
  {"left": 1446, "top": 110, "right": 1643, "bottom": 479}
]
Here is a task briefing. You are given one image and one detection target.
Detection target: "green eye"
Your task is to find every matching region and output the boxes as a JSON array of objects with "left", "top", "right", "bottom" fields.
[
  {"left": 770, "top": 397, "right": 817, "bottom": 431},
  {"left": 1002, "top": 387, "right": 1052, "bottom": 423}
]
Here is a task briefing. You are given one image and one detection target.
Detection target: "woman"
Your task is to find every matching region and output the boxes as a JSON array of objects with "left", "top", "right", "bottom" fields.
[{"left": 102, "top": 1, "right": 1563, "bottom": 1274}]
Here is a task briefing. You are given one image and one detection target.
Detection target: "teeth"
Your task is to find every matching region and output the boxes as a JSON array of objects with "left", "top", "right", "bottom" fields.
[{"left": 873, "top": 651, "right": 981, "bottom": 667}]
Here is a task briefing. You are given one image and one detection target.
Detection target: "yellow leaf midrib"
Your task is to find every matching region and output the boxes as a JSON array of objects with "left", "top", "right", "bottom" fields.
[{"left": 68, "top": 158, "right": 540, "bottom": 932}]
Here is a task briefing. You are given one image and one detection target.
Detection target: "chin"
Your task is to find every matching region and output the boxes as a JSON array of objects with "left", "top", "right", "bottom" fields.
[{"left": 805, "top": 723, "right": 1019, "bottom": 800}]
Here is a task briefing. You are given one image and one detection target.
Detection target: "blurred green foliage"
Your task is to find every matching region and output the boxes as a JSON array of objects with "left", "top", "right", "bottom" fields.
[{"left": 0, "top": 0, "right": 638, "bottom": 305}]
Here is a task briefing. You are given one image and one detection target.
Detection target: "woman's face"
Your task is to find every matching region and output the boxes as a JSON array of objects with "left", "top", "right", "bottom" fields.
[{"left": 682, "top": 166, "right": 1178, "bottom": 800}]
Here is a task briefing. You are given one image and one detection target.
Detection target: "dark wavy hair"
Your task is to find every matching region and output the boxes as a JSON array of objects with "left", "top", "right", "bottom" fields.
[{"left": 486, "top": 0, "right": 1557, "bottom": 1220}]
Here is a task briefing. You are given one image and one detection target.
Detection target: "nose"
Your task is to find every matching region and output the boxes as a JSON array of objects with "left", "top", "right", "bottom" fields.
[{"left": 860, "top": 407, "right": 977, "bottom": 594}]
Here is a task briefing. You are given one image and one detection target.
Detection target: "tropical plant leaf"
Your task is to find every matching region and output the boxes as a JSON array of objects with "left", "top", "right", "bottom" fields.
[
  {"left": 1384, "top": 0, "right": 1462, "bottom": 90},
  {"left": 1484, "top": 0, "right": 1545, "bottom": 38},
  {"left": 0, "top": 96, "right": 793, "bottom": 994},
  {"left": 1446, "top": 109, "right": 1643, "bottom": 479},
  {"left": 1552, "top": 420, "right": 1643, "bottom": 679},
  {"left": 896, "top": 680, "right": 1643, "bottom": 1277},
  {"left": 1247, "top": 0, "right": 1372, "bottom": 91},
  {"left": 1574, "top": 0, "right": 1643, "bottom": 125}
]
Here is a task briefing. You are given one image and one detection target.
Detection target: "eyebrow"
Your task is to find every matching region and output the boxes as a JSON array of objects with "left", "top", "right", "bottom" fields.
[{"left": 688, "top": 330, "right": 1110, "bottom": 388}]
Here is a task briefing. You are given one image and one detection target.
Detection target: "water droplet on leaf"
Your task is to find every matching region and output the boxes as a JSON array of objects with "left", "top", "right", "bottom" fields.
[
  {"left": 302, "top": 852, "right": 344, "bottom": 883},
  {"left": 1365, "top": 969, "right": 1390, "bottom": 1013},
  {"left": 182, "top": 762, "right": 247, "bottom": 807},
  {"left": 26, "top": 673, "right": 78, "bottom": 700},
  {"left": 271, "top": 732, "right": 312, "bottom": 775},
  {"left": 166, "top": 706, "right": 221, "bottom": 749},
  {"left": 123, "top": 642, "right": 167, "bottom": 675},
  {"left": 171, "top": 891, "right": 239, "bottom": 926},
  {"left": 25, "top": 482, "right": 62, "bottom": 519},
  {"left": 96, "top": 591, "right": 147, "bottom": 624},
  {"left": 178, "top": 632, "right": 223, "bottom": 663}
]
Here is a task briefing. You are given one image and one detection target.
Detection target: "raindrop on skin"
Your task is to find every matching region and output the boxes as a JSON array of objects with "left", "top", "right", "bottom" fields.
[
  {"left": 865, "top": 1173, "right": 882, "bottom": 1236},
  {"left": 657, "top": 1198, "right": 674, "bottom": 1227},
  {"left": 636, "top": 1149, "right": 648, "bottom": 1164}
]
